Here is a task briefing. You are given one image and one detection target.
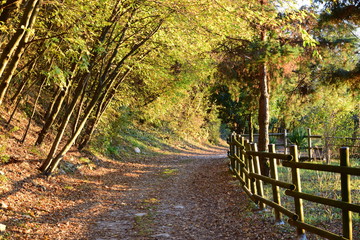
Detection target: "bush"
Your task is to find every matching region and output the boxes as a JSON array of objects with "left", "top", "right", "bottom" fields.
[{"left": 288, "top": 127, "right": 307, "bottom": 148}]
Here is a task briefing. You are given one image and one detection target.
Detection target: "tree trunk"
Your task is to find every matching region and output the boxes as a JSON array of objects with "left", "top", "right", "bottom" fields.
[
  {"left": 0, "top": 0, "right": 41, "bottom": 105},
  {"left": 39, "top": 76, "right": 88, "bottom": 172},
  {"left": 258, "top": 63, "right": 270, "bottom": 150},
  {"left": 42, "top": 84, "right": 103, "bottom": 175},
  {"left": 0, "top": 0, "right": 40, "bottom": 77},
  {"left": 7, "top": 75, "right": 39, "bottom": 124},
  {"left": 72, "top": 84, "right": 86, "bottom": 136},
  {"left": 20, "top": 77, "right": 45, "bottom": 143},
  {"left": 248, "top": 113, "right": 254, "bottom": 142},
  {"left": 9, "top": 58, "right": 36, "bottom": 104},
  {"left": 43, "top": 86, "right": 60, "bottom": 120},
  {"left": 77, "top": 87, "right": 114, "bottom": 150},
  {"left": 0, "top": 0, "right": 23, "bottom": 25},
  {"left": 77, "top": 110, "right": 100, "bottom": 151},
  {"left": 77, "top": 68, "right": 132, "bottom": 150},
  {"left": 257, "top": 62, "right": 270, "bottom": 176},
  {"left": 257, "top": 0, "right": 270, "bottom": 176},
  {"left": 7, "top": 93, "right": 23, "bottom": 124},
  {"left": 35, "top": 86, "right": 68, "bottom": 145},
  {"left": 35, "top": 60, "right": 77, "bottom": 146}
]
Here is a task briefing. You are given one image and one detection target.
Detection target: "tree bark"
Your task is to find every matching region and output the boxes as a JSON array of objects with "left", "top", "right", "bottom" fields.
[
  {"left": 0, "top": 0, "right": 23, "bottom": 25},
  {"left": 0, "top": 0, "right": 42, "bottom": 105},
  {"left": 9, "top": 57, "right": 36, "bottom": 104},
  {"left": 0, "top": 0, "right": 39, "bottom": 77},
  {"left": 257, "top": 0, "right": 270, "bottom": 176},
  {"left": 43, "top": 83, "right": 103, "bottom": 175},
  {"left": 77, "top": 68, "right": 132, "bottom": 150},
  {"left": 35, "top": 60, "right": 77, "bottom": 146},
  {"left": 35, "top": 86, "right": 68, "bottom": 145},
  {"left": 39, "top": 76, "right": 88, "bottom": 172},
  {"left": 20, "top": 77, "right": 45, "bottom": 143},
  {"left": 7, "top": 75, "right": 39, "bottom": 124}
]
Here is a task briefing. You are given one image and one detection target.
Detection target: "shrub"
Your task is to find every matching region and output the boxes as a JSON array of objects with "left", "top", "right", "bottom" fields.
[{"left": 288, "top": 127, "right": 307, "bottom": 148}]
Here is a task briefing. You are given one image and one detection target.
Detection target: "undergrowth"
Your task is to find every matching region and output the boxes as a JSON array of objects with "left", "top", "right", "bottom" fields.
[{"left": 91, "top": 106, "right": 225, "bottom": 160}]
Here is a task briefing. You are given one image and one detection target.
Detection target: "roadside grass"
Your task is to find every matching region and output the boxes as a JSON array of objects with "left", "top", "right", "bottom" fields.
[
  {"left": 92, "top": 125, "right": 186, "bottom": 160},
  {"left": 0, "top": 142, "right": 10, "bottom": 164},
  {"left": 134, "top": 198, "right": 160, "bottom": 237},
  {"left": 262, "top": 157, "right": 360, "bottom": 239},
  {"left": 160, "top": 168, "right": 178, "bottom": 178}
]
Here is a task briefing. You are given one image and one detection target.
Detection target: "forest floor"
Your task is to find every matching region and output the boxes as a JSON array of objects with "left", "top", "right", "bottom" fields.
[{"left": 0, "top": 137, "right": 300, "bottom": 240}]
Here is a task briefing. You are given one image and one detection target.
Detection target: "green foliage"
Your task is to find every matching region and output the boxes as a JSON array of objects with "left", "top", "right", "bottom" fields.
[
  {"left": 269, "top": 136, "right": 277, "bottom": 144},
  {"left": 9, "top": 126, "right": 20, "bottom": 133},
  {"left": 79, "top": 157, "right": 95, "bottom": 170},
  {"left": 203, "top": 107, "right": 222, "bottom": 144},
  {"left": 1, "top": 0, "right": 359, "bottom": 170},
  {"left": 0, "top": 155, "right": 10, "bottom": 164},
  {"left": 161, "top": 168, "right": 178, "bottom": 178},
  {"left": 220, "top": 123, "right": 231, "bottom": 140},
  {"left": 287, "top": 127, "right": 307, "bottom": 148},
  {"left": 0, "top": 145, "right": 9, "bottom": 164},
  {"left": 0, "top": 175, "right": 8, "bottom": 183}
]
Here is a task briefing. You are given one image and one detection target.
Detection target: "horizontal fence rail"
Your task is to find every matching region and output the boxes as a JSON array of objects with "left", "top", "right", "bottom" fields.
[
  {"left": 241, "top": 129, "right": 360, "bottom": 162},
  {"left": 227, "top": 132, "right": 360, "bottom": 240}
]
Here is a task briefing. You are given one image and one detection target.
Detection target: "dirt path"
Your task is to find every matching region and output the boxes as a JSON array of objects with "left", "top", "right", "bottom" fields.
[
  {"left": 1, "top": 144, "right": 295, "bottom": 239},
  {"left": 88, "top": 148, "right": 294, "bottom": 240}
]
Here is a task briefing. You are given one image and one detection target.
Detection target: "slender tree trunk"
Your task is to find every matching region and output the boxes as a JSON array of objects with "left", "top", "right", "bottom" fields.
[
  {"left": 77, "top": 107, "right": 101, "bottom": 151},
  {"left": 77, "top": 68, "right": 132, "bottom": 150},
  {"left": 0, "top": 0, "right": 23, "bottom": 24},
  {"left": 0, "top": 0, "right": 42, "bottom": 105},
  {"left": 77, "top": 88, "right": 114, "bottom": 150},
  {"left": 0, "top": 0, "right": 40, "bottom": 77},
  {"left": 44, "top": 86, "right": 60, "bottom": 120},
  {"left": 36, "top": 61, "right": 77, "bottom": 145},
  {"left": 39, "top": 76, "right": 88, "bottom": 172},
  {"left": 248, "top": 113, "right": 254, "bottom": 142},
  {"left": 10, "top": 45, "right": 46, "bottom": 103},
  {"left": 7, "top": 94, "right": 22, "bottom": 124},
  {"left": 8, "top": 74, "right": 39, "bottom": 124},
  {"left": 20, "top": 77, "right": 45, "bottom": 143},
  {"left": 72, "top": 84, "right": 86, "bottom": 136},
  {"left": 9, "top": 58, "right": 36, "bottom": 103},
  {"left": 258, "top": 63, "right": 270, "bottom": 148},
  {"left": 35, "top": 87, "right": 68, "bottom": 145},
  {"left": 257, "top": 0, "right": 270, "bottom": 176},
  {"left": 43, "top": 85, "right": 103, "bottom": 175}
]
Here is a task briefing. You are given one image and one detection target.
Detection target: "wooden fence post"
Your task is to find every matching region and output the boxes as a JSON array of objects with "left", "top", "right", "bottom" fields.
[
  {"left": 269, "top": 144, "right": 283, "bottom": 224},
  {"left": 340, "top": 147, "right": 352, "bottom": 240},
  {"left": 230, "top": 132, "right": 236, "bottom": 170},
  {"left": 307, "top": 128, "right": 312, "bottom": 161},
  {"left": 235, "top": 134, "right": 240, "bottom": 175},
  {"left": 239, "top": 136, "right": 245, "bottom": 181},
  {"left": 289, "top": 145, "right": 306, "bottom": 238},
  {"left": 245, "top": 140, "right": 256, "bottom": 196},
  {"left": 243, "top": 139, "right": 251, "bottom": 191},
  {"left": 251, "top": 143, "right": 265, "bottom": 210}
]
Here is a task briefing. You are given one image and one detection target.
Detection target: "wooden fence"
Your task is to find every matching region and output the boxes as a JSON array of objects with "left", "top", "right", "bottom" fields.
[
  {"left": 241, "top": 128, "right": 360, "bottom": 162},
  {"left": 227, "top": 132, "right": 360, "bottom": 240}
]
